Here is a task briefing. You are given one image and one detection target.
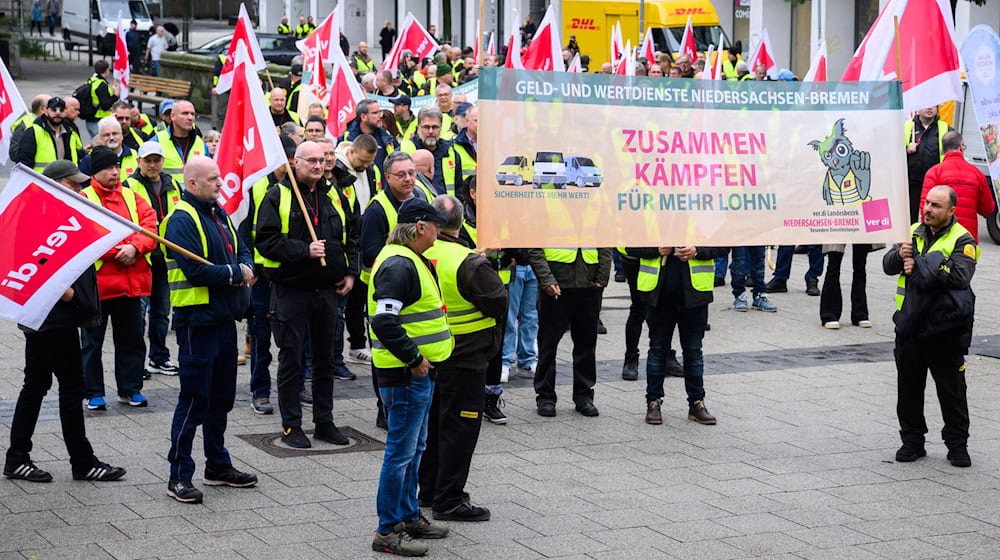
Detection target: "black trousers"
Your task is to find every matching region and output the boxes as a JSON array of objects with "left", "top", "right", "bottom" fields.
[
  {"left": 6, "top": 328, "right": 97, "bottom": 472},
  {"left": 819, "top": 247, "right": 870, "bottom": 325},
  {"left": 895, "top": 339, "right": 969, "bottom": 449},
  {"left": 272, "top": 285, "right": 338, "bottom": 428},
  {"left": 485, "top": 285, "right": 509, "bottom": 387},
  {"left": 534, "top": 287, "right": 601, "bottom": 406},
  {"left": 622, "top": 257, "right": 644, "bottom": 359},
  {"left": 418, "top": 363, "right": 485, "bottom": 511},
  {"left": 346, "top": 278, "right": 368, "bottom": 350}
]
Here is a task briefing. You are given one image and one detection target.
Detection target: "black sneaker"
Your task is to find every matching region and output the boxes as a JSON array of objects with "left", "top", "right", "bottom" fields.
[
  {"left": 281, "top": 426, "right": 312, "bottom": 448},
  {"left": 947, "top": 447, "right": 972, "bottom": 467},
  {"left": 4, "top": 460, "right": 52, "bottom": 482},
  {"left": 621, "top": 354, "right": 639, "bottom": 381},
  {"left": 895, "top": 443, "right": 927, "bottom": 462},
  {"left": 765, "top": 278, "right": 788, "bottom": 293},
  {"left": 73, "top": 461, "right": 126, "bottom": 481},
  {"left": 432, "top": 501, "right": 491, "bottom": 522},
  {"left": 314, "top": 422, "right": 350, "bottom": 445},
  {"left": 537, "top": 401, "right": 556, "bottom": 417},
  {"left": 204, "top": 466, "right": 258, "bottom": 487},
  {"left": 167, "top": 479, "right": 203, "bottom": 504},
  {"left": 484, "top": 395, "right": 507, "bottom": 425},
  {"left": 575, "top": 401, "right": 600, "bottom": 417},
  {"left": 333, "top": 365, "right": 357, "bottom": 381}
]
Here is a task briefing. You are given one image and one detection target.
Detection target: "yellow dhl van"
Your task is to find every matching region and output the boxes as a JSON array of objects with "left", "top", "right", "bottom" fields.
[{"left": 563, "top": 0, "right": 731, "bottom": 68}]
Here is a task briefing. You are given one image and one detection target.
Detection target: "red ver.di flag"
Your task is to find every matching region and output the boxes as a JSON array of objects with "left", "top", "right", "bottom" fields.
[
  {"left": 380, "top": 13, "right": 439, "bottom": 75},
  {"left": 215, "top": 3, "right": 268, "bottom": 94},
  {"left": 113, "top": 12, "right": 129, "bottom": 99},
  {"left": 0, "top": 165, "right": 138, "bottom": 330},
  {"left": 215, "top": 44, "right": 286, "bottom": 225},
  {"left": 0, "top": 56, "right": 29, "bottom": 164}
]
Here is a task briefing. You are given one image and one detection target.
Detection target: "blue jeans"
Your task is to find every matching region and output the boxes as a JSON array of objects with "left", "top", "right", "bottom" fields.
[
  {"left": 168, "top": 324, "right": 237, "bottom": 481},
  {"left": 150, "top": 60, "right": 161, "bottom": 76},
  {"left": 714, "top": 256, "right": 728, "bottom": 279},
  {"left": 730, "top": 246, "right": 766, "bottom": 299},
  {"left": 645, "top": 301, "right": 708, "bottom": 404},
  {"left": 772, "top": 245, "right": 823, "bottom": 281},
  {"left": 248, "top": 278, "right": 272, "bottom": 399},
  {"left": 376, "top": 375, "right": 434, "bottom": 534},
  {"left": 502, "top": 265, "right": 538, "bottom": 369},
  {"left": 147, "top": 256, "right": 171, "bottom": 364}
]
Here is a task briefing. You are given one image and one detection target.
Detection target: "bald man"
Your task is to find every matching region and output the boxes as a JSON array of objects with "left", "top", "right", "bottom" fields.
[
  {"left": 412, "top": 149, "right": 437, "bottom": 198},
  {"left": 255, "top": 141, "right": 359, "bottom": 449},
  {"left": 268, "top": 88, "right": 299, "bottom": 127},
  {"left": 152, "top": 100, "right": 207, "bottom": 184},
  {"left": 162, "top": 156, "right": 258, "bottom": 504}
]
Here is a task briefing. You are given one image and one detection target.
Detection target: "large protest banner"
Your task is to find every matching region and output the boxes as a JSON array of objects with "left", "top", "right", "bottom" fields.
[{"left": 477, "top": 68, "right": 910, "bottom": 248}]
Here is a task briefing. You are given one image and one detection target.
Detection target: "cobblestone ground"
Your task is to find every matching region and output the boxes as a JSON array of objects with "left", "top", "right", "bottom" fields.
[{"left": 4, "top": 59, "right": 1000, "bottom": 560}]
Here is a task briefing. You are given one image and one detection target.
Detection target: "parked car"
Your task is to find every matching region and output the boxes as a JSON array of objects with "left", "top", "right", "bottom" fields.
[
  {"left": 187, "top": 33, "right": 299, "bottom": 66},
  {"left": 566, "top": 156, "right": 602, "bottom": 187},
  {"left": 496, "top": 155, "right": 533, "bottom": 186}
]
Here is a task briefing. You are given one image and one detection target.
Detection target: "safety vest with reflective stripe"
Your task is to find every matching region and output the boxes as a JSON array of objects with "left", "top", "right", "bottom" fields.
[
  {"left": 721, "top": 58, "right": 738, "bottom": 80},
  {"left": 895, "top": 222, "right": 978, "bottom": 310},
  {"left": 424, "top": 239, "right": 497, "bottom": 335},
  {"left": 118, "top": 152, "right": 139, "bottom": 183},
  {"left": 543, "top": 248, "right": 598, "bottom": 264},
  {"left": 354, "top": 55, "right": 375, "bottom": 73},
  {"left": 636, "top": 256, "right": 715, "bottom": 293},
  {"left": 339, "top": 165, "right": 381, "bottom": 210},
  {"left": 30, "top": 124, "right": 82, "bottom": 172},
  {"left": 453, "top": 142, "right": 476, "bottom": 179},
  {"left": 213, "top": 54, "right": 225, "bottom": 86},
  {"left": 124, "top": 175, "right": 180, "bottom": 223},
  {"left": 399, "top": 139, "right": 460, "bottom": 194},
  {"left": 396, "top": 117, "right": 417, "bottom": 140},
  {"left": 361, "top": 189, "right": 405, "bottom": 283},
  {"left": 159, "top": 200, "right": 239, "bottom": 307},
  {"left": 277, "top": 22, "right": 292, "bottom": 35},
  {"left": 12, "top": 112, "right": 34, "bottom": 132},
  {"left": 82, "top": 186, "right": 151, "bottom": 270},
  {"left": 155, "top": 130, "right": 207, "bottom": 184},
  {"left": 367, "top": 243, "right": 454, "bottom": 367},
  {"left": 89, "top": 76, "right": 113, "bottom": 119},
  {"left": 285, "top": 81, "right": 301, "bottom": 113},
  {"left": 904, "top": 119, "right": 949, "bottom": 163},
  {"left": 249, "top": 177, "right": 272, "bottom": 265},
  {"left": 258, "top": 185, "right": 294, "bottom": 269}
]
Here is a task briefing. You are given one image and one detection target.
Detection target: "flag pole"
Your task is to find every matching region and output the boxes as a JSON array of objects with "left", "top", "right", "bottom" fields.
[
  {"left": 264, "top": 67, "right": 275, "bottom": 90},
  {"left": 893, "top": 15, "right": 913, "bottom": 144},
  {"left": 283, "top": 161, "right": 327, "bottom": 267},
  {"left": 477, "top": 0, "right": 485, "bottom": 66},
  {"left": 136, "top": 228, "right": 214, "bottom": 265}
]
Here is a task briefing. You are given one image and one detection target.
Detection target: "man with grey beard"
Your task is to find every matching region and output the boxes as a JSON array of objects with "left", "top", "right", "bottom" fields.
[{"left": 402, "top": 106, "right": 462, "bottom": 196}]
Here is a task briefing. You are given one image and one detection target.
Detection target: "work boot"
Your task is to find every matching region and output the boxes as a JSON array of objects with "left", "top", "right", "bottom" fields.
[
  {"left": 765, "top": 278, "right": 788, "bottom": 293},
  {"left": 805, "top": 277, "right": 820, "bottom": 296},
  {"left": 645, "top": 399, "right": 663, "bottom": 425},
  {"left": 484, "top": 394, "right": 507, "bottom": 425},
  {"left": 621, "top": 353, "right": 639, "bottom": 381},
  {"left": 687, "top": 400, "right": 717, "bottom": 425}
]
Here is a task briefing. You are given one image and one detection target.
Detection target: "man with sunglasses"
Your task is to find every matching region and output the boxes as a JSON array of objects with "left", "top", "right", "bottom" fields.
[
  {"left": 14, "top": 96, "right": 83, "bottom": 171},
  {"left": 255, "top": 141, "right": 360, "bottom": 449}
]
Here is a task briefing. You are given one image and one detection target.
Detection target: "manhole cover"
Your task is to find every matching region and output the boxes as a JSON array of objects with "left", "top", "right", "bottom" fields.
[{"left": 235, "top": 426, "right": 384, "bottom": 457}]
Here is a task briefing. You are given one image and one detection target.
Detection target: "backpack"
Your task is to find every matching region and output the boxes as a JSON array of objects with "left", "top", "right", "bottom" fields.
[{"left": 72, "top": 80, "right": 96, "bottom": 121}]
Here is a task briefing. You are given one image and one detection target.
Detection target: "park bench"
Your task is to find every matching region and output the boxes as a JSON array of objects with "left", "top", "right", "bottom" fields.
[{"left": 127, "top": 75, "right": 191, "bottom": 115}]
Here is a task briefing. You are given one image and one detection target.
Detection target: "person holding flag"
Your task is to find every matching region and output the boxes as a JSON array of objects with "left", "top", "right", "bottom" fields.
[
  {"left": 4, "top": 161, "right": 128, "bottom": 484},
  {"left": 162, "top": 155, "right": 259, "bottom": 504},
  {"left": 254, "top": 141, "right": 360, "bottom": 449}
]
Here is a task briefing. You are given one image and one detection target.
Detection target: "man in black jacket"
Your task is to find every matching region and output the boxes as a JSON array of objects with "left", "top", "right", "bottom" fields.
[
  {"left": 884, "top": 185, "right": 978, "bottom": 468},
  {"left": 4, "top": 161, "right": 126, "bottom": 484},
  {"left": 15, "top": 96, "right": 83, "bottom": 170},
  {"left": 162, "top": 156, "right": 258, "bottom": 504},
  {"left": 255, "top": 141, "right": 360, "bottom": 449},
  {"left": 625, "top": 245, "right": 729, "bottom": 425}
]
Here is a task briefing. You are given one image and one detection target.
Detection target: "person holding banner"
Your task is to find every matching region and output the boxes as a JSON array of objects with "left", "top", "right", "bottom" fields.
[
  {"left": 255, "top": 141, "right": 359, "bottom": 449},
  {"left": 4, "top": 161, "right": 127, "bottom": 484},
  {"left": 528, "top": 247, "right": 612, "bottom": 417},
  {"left": 80, "top": 146, "right": 158, "bottom": 410},
  {"left": 162, "top": 155, "right": 259, "bottom": 504},
  {"left": 624, "top": 245, "right": 728, "bottom": 425},
  {"left": 884, "top": 186, "right": 977, "bottom": 468}
]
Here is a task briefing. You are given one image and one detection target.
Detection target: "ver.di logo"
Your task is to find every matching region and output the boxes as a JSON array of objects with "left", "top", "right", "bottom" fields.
[{"left": 808, "top": 118, "right": 872, "bottom": 205}]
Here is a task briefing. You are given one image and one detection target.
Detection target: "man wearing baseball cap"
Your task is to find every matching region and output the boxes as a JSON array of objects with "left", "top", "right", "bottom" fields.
[
  {"left": 391, "top": 95, "right": 417, "bottom": 141},
  {"left": 4, "top": 160, "right": 127, "bottom": 484},
  {"left": 369, "top": 195, "right": 453, "bottom": 555},
  {"left": 124, "top": 142, "right": 183, "bottom": 377},
  {"left": 156, "top": 99, "right": 174, "bottom": 133},
  {"left": 14, "top": 96, "right": 84, "bottom": 172}
]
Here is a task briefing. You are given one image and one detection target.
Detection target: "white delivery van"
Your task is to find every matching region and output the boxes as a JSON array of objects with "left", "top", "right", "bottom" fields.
[
  {"left": 61, "top": 0, "right": 154, "bottom": 55},
  {"left": 533, "top": 151, "right": 567, "bottom": 189}
]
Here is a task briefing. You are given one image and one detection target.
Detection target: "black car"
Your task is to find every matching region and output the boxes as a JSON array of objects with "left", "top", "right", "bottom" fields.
[{"left": 187, "top": 33, "right": 299, "bottom": 66}]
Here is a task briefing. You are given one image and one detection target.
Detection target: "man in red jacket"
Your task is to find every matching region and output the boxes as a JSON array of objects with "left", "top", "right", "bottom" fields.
[
  {"left": 920, "top": 131, "right": 995, "bottom": 243},
  {"left": 80, "top": 146, "right": 158, "bottom": 410}
]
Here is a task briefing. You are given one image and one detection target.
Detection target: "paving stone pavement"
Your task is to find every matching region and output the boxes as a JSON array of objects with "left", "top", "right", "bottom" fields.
[{"left": 5, "top": 58, "right": 1000, "bottom": 560}]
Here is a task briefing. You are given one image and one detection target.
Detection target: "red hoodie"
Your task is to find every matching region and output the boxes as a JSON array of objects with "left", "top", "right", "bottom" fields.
[
  {"left": 920, "top": 151, "right": 995, "bottom": 243},
  {"left": 90, "top": 182, "right": 158, "bottom": 300}
]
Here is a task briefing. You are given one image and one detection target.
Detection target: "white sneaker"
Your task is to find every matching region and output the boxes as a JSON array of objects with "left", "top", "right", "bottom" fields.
[
  {"left": 500, "top": 366, "right": 509, "bottom": 383},
  {"left": 346, "top": 348, "right": 371, "bottom": 364},
  {"left": 856, "top": 320, "right": 873, "bottom": 328},
  {"left": 823, "top": 321, "right": 841, "bottom": 330}
]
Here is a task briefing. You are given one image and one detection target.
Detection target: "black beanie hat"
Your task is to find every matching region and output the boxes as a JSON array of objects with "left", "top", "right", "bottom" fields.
[{"left": 89, "top": 146, "right": 120, "bottom": 174}]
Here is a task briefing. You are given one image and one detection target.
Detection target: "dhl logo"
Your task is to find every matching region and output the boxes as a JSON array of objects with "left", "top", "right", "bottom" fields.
[
  {"left": 673, "top": 8, "right": 706, "bottom": 15},
  {"left": 569, "top": 18, "right": 597, "bottom": 30}
]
